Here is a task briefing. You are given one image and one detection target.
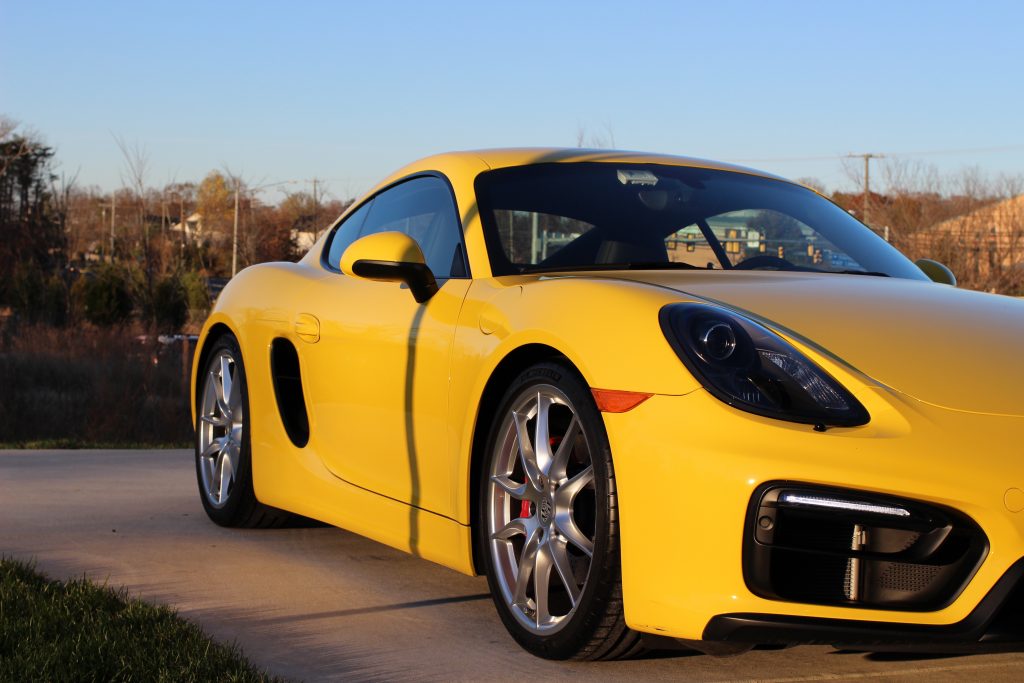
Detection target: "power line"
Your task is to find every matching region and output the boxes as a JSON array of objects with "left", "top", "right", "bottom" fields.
[{"left": 727, "top": 143, "right": 1024, "bottom": 164}]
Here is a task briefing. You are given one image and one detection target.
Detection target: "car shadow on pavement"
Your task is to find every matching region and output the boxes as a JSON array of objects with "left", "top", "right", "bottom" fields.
[
  {"left": 831, "top": 648, "right": 980, "bottom": 662},
  {"left": 248, "top": 592, "right": 493, "bottom": 625}
]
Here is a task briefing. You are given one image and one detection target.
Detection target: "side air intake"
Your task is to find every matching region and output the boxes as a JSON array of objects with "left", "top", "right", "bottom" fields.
[{"left": 270, "top": 338, "right": 310, "bottom": 448}]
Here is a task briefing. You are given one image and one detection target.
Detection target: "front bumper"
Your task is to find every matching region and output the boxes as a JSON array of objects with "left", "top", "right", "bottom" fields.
[
  {"left": 604, "top": 385, "right": 1024, "bottom": 645},
  {"left": 706, "top": 556, "right": 1024, "bottom": 650}
]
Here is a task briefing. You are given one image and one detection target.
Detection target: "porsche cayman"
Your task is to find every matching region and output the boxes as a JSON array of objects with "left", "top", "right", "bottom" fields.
[{"left": 191, "top": 148, "right": 1024, "bottom": 659}]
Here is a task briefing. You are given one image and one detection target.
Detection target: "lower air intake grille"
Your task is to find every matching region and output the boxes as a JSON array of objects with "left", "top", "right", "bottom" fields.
[{"left": 744, "top": 483, "right": 988, "bottom": 611}]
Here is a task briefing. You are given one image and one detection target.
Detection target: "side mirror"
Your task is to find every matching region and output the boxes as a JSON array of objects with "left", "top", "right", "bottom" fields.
[
  {"left": 340, "top": 231, "right": 438, "bottom": 303},
  {"left": 914, "top": 258, "right": 957, "bottom": 286}
]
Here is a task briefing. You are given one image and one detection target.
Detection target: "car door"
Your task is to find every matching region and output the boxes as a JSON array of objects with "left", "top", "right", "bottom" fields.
[{"left": 298, "top": 175, "right": 471, "bottom": 519}]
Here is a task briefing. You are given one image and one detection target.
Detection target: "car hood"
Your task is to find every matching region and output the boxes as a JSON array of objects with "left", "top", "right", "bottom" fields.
[{"left": 607, "top": 271, "right": 1024, "bottom": 416}]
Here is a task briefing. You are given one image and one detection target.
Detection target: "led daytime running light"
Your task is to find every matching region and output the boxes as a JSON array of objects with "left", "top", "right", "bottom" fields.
[{"left": 780, "top": 493, "right": 910, "bottom": 517}]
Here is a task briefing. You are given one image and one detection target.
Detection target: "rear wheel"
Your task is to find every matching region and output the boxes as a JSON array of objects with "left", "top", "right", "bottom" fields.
[
  {"left": 195, "top": 333, "right": 290, "bottom": 528},
  {"left": 479, "top": 361, "right": 642, "bottom": 660}
]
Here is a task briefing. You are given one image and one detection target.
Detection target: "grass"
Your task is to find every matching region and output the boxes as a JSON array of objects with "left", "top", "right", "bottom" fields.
[{"left": 0, "top": 558, "right": 284, "bottom": 683}]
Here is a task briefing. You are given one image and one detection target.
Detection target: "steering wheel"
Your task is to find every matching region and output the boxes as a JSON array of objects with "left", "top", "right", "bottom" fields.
[{"left": 732, "top": 255, "right": 795, "bottom": 271}]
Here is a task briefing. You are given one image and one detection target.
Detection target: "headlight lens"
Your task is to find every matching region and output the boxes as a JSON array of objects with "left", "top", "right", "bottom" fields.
[{"left": 659, "top": 303, "right": 869, "bottom": 427}]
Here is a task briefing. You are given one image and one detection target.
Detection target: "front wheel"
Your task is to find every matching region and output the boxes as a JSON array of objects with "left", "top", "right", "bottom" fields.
[
  {"left": 195, "top": 333, "right": 290, "bottom": 528},
  {"left": 479, "top": 361, "right": 642, "bottom": 660}
]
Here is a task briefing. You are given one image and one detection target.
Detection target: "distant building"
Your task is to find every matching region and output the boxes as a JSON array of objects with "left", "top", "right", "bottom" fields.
[
  {"left": 910, "top": 195, "right": 1024, "bottom": 276},
  {"left": 170, "top": 212, "right": 227, "bottom": 242},
  {"left": 170, "top": 212, "right": 203, "bottom": 239},
  {"left": 291, "top": 229, "right": 318, "bottom": 253}
]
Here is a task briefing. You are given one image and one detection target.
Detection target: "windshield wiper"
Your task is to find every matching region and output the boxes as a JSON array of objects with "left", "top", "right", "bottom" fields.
[
  {"left": 836, "top": 269, "right": 890, "bottom": 277},
  {"left": 620, "top": 261, "right": 704, "bottom": 270}
]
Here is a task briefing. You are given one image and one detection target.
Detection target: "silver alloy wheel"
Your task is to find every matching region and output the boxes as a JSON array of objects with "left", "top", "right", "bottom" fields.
[
  {"left": 487, "top": 384, "right": 596, "bottom": 635},
  {"left": 197, "top": 351, "right": 244, "bottom": 509}
]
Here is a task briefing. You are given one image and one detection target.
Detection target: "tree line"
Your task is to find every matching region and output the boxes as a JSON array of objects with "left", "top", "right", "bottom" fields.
[
  {"left": 0, "top": 117, "right": 349, "bottom": 331},
  {"left": 827, "top": 159, "right": 1024, "bottom": 294},
  {"left": 2, "top": 117, "right": 1022, "bottom": 337}
]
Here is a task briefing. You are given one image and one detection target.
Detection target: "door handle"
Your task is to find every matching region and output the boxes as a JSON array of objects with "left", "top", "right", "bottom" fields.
[{"left": 294, "top": 313, "right": 320, "bottom": 343}]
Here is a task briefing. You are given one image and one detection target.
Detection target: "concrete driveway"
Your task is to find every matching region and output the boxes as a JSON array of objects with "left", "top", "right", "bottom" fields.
[{"left": 2, "top": 449, "right": 1023, "bottom": 682}]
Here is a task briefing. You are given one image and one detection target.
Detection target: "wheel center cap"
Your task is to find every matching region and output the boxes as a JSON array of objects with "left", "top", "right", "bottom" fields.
[{"left": 539, "top": 498, "right": 553, "bottom": 524}]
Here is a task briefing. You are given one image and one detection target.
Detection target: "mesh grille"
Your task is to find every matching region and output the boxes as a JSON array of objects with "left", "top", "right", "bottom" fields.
[{"left": 878, "top": 562, "right": 942, "bottom": 593}]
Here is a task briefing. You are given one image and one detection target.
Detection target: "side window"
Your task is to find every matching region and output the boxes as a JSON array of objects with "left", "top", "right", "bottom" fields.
[
  {"left": 325, "top": 200, "right": 373, "bottom": 270},
  {"left": 359, "top": 176, "right": 466, "bottom": 278}
]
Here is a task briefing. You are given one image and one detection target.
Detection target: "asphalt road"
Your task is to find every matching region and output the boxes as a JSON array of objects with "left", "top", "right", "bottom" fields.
[{"left": 3, "top": 449, "right": 1024, "bottom": 682}]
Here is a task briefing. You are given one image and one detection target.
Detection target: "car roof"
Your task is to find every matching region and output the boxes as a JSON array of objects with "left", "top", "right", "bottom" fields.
[
  {"left": 468, "top": 147, "right": 783, "bottom": 178},
  {"left": 369, "top": 147, "right": 790, "bottom": 197}
]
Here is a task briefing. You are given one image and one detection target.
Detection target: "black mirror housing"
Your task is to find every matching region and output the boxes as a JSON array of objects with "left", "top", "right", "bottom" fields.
[
  {"left": 915, "top": 259, "right": 957, "bottom": 286},
  {"left": 352, "top": 259, "right": 439, "bottom": 303}
]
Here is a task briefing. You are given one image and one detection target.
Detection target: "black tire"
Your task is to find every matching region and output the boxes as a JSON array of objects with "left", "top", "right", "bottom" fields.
[
  {"left": 195, "top": 333, "right": 291, "bottom": 528},
  {"left": 477, "top": 361, "right": 643, "bottom": 660}
]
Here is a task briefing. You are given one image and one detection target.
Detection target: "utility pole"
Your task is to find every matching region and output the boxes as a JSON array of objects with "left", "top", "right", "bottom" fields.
[
  {"left": 179, "top": 193, "right": 186, "bottom": 249},
  {"left": 232, "top": 180, "right": 240, "bottom": 277},
  {"left": 110, "top": 191, "right": 117, "bottom": 257},
  {"left": 847, "top": 153, "right": 884, "bottom": 226},
  {"left": 312, "top": 178, "right": 320, "bottom": 240}
]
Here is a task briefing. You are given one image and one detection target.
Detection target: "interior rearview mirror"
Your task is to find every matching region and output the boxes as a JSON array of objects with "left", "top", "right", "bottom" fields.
[{"left": 914, "top": 259, "right": 957, "bottom": 286}]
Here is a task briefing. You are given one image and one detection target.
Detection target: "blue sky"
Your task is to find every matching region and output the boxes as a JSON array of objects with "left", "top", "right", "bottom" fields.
[{"left": 2, "top": 0, "right": 1022, "bottom": 201}]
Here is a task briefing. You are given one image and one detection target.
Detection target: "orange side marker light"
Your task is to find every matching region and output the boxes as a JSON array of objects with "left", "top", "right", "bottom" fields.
[{"left": 591, "top": 388, "right": 653, "bottom": 413}]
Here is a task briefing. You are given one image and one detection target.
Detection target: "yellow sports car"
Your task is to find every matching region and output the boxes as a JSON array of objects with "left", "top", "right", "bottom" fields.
[{"left": 191, "top": 148, "right": 1024, "bottom": 659}]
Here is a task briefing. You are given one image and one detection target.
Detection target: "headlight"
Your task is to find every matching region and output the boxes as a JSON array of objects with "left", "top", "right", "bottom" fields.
[{"left": 659, "top": 303, "right": 869, "bottom": 427}]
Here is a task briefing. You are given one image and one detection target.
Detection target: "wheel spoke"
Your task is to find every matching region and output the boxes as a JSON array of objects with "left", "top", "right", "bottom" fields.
[
  {"left": 217, "top": 448, "right": 234, "bottom": 503},
  {"left": 514, "top": 410, "right": 544, "bottom": 492},
  {"left": 555, "top": 511, "right": 594, "bottom": 557},
  {"left": 549, "top": 415, "right": 578, "bottom": 482},
  {"left": 203, "top": 446, "right": 218, "bottom": 486},
  {"left": 533, "top": 541, "right": 554, "bottom": 626},
  {"left": 211, "top": 449, "right": 224, "bottom": 498},
  {"left": 205, "top": 370, "right": 221, "bottom": 414},
  {"left": 219, "top": 356, "right": 233, "bottom": 403},
  {"left": 534, "top": 392, "right": 554, "bottom": 476},
  {"left": 556, "top": 464, "right": 593, "bottom": 506},
  {"left": 549, "top": 536, "right": 581, "bottom": 606},
  {"left": 492, "top": 517, "right": 528, "bottom": 541},
  {"left": 200, "top": 413, "right": 227, "bottom": 427},
  {"left": 217, "top": 357, "right": 234, "bottom": 417},
  {"left": 512, "top": 527, "right": 542, "bottom": 607},
  {"left": 491, "top": 474, "right": 530, "bottom": 500},
  {"left": 201, "top": 437, "right": 223, "bottom": 459}
]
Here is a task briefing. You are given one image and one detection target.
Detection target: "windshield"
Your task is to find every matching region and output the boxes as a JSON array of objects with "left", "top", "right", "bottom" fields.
[{"left": 475, "top": 163, "right": 929, "bottom": 280}]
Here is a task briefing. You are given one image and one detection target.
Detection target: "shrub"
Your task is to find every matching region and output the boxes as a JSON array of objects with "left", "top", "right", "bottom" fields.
[
  {"left": 4, "top": 265, "right": 68, "bottom": 326},
  {"left": 180, "top": 270, "right": 211, "bottom": 325},
  {"left": 71, "top": 265, "right": 133, "bottom": 326},
  {"left": 152, "top": 275, "right": 188, "bottom": 331},
  {"left": 0, "top": 324, "right": 192, "bottom": 445}
]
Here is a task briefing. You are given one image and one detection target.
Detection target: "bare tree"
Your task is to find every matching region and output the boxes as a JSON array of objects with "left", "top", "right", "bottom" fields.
[
  {"left": 114, "top": 135, "right": 151, "bottom": 242},
  {"left": 0, "top": 116, "right": 32, "bottom": 176},
  {"left": 575, "top": 123, "right": 617, "bottom": 149}
]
